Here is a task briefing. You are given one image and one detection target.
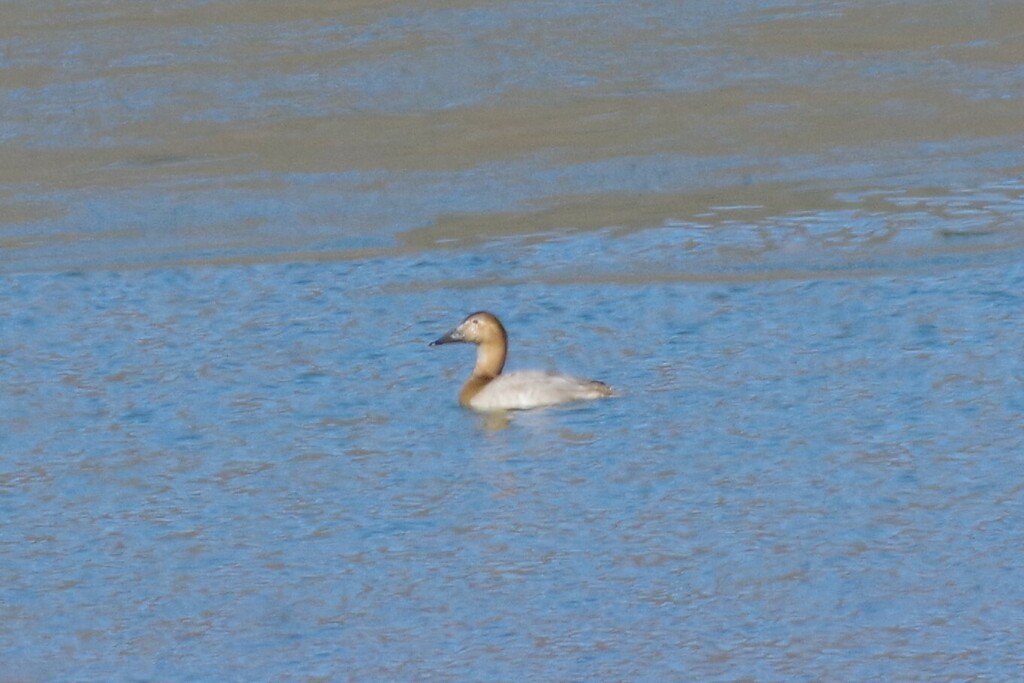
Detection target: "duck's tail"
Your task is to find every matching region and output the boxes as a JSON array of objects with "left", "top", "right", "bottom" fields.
[{"left": 587, "top": 380, "right": 617, "bottom": 397}]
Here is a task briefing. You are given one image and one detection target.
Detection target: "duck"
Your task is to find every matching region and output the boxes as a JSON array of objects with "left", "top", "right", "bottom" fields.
[{"left": 429, "top": 311, "right": 615, "bottom": 411}]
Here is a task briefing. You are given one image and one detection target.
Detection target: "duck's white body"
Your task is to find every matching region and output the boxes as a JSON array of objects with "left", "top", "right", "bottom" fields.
[
  {"left": 430, "top": 311, "right": 615, "bottom": 412},
  {"left": 466, "top": 370, "right": 613, "bottom": 411}
]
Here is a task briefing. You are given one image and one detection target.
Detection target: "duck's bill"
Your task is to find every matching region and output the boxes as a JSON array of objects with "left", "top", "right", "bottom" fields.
[{"left": 429, "top": 328, "right": 463, "bottom": 346}]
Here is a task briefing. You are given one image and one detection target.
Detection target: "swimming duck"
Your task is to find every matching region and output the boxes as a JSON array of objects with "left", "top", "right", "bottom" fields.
[{"left": 429, "top": 311, "right": 615, "bottom": 411}]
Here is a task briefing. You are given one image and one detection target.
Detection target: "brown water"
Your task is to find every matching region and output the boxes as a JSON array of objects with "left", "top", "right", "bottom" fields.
[
  {"left": 3, "top": 0, "right": 1023, "bottom": 273},
  {"left": 2, "top": 1, "right": 1024, "bottom": 680}
]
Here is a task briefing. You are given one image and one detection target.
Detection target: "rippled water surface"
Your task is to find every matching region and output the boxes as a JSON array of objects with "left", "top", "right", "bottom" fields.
[{"left": 3, "top": 1, "right": 1024, "bottom": 680}]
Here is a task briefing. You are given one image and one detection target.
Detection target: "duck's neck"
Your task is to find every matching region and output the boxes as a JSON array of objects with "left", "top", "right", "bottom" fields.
[
  {"left": 458, "top": 339, "right": 507, "bottom": 406},
  {"left": 472, "top": 338, "right": 506, "bottom": 379}
]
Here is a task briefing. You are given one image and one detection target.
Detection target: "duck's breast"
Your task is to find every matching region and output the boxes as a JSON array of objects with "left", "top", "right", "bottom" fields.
[{"left": 468, "top": 370, "right": 611, "bottom": 411}]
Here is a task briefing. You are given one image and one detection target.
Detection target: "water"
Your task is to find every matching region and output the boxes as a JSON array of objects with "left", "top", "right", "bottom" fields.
[{"left": 2, "top": 1, "right": 1024, "bottom": 681}]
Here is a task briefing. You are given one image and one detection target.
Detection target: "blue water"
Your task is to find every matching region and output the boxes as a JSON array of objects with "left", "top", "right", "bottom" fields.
[
  {"left": 3, "top": 0, "right": 1024, "bottom": 680},
  {"left": 3, "top": 253, "right": 1024, "bottom": 680}
]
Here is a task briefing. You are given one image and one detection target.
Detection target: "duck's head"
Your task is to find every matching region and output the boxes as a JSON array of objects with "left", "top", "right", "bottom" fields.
[{"left": 430, "top": 311, "right": 507, "bottom": 347}]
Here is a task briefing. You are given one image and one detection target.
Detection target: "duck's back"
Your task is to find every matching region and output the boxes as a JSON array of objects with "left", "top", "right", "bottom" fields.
[{"left": 468, "top": 370, "right": 614, "bottom": 411}]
